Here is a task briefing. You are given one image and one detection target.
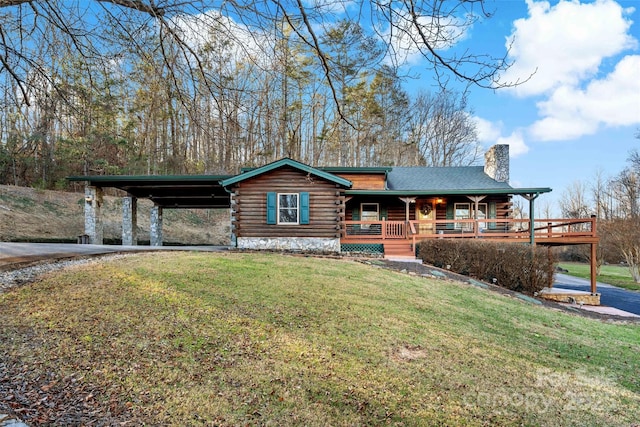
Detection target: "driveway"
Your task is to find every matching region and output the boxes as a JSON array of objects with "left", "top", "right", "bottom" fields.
[
  {"left": 555, "top": 273, "right": 640, "bottom": 316},
  {"left": 0, "top": 242, "right": 228, "bottom": 269}
]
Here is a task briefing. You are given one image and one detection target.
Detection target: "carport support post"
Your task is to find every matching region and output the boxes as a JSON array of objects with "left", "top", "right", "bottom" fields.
[
  {"left": 150, "top": 205, "right": 163, "bottom": 246},
  {"left": 122, "top": 196, "right": 138, "bottom": 246},
  {"left": 84, "top": 186, "right": 103, "bottom": 245}
]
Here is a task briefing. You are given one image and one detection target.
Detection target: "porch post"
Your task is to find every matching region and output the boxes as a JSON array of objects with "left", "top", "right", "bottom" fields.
[
  {"left": 84, "top": 186, "right": 103, "bottom": 245},
  {"left": 399, "top": 197, "right": 416, "bottom": 238},
  {"left": 150, "top": 205, "right": 163, "bottom": 246},
  {"left": 466, "top": 195, "right": 486, "bottom": 237},
  {"left": 590, "top": 215, "right": 598, "bottom": 294},
  {"left": 590, "top": 242, "right": 598, "bottom": 294},
  {"left": 521, "top": 193, "right": 540, "bottom": 246},
  {"left": 122, "top": 196, "right": 138, "bottom": 246}
]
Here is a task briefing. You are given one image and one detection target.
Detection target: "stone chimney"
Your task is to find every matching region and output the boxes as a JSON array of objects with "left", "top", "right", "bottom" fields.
[{"left": 484, "top": 144, "right": 509, "bottom": 183}]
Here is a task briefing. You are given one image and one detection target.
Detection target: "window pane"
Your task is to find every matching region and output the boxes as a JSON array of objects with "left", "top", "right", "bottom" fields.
[
  {"left": 476, "top": 204, "right": 487, "bottom": 219},
  {"left": 455, "top": 204, "right": 470, "bottom": 220},
  {"left": 279, "top": 194, "right": 298, "bottom": 208},
  {"left": 279, "top": 208, "right": 297, "bottom": 223},
  {"left": 278, "top": 193, "right": 298, "bottom": 223}
]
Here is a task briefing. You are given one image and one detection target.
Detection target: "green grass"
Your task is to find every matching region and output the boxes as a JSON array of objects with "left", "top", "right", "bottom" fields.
[
  {"left": 2, "top": 252, "right": 639, "bottom": 426},
  {"left": 0, "top": 193, "right": 35, "bottom": 208},
  {"left": 559, "top": 262, "right": 640, "bottom": 292}
]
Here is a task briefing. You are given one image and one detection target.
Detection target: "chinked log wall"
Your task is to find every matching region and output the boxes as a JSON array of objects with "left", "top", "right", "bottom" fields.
[{"left": 230, "top": 167, "right": 344, "bottom": 239}]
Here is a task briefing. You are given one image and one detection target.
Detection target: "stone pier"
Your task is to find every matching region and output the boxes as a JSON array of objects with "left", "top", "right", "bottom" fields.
[
  {"left": 84, "top": 186, "right": 103, "bottom": 245},
  {"left": 150, "top": 205, "right": 163, "bottom": 246},
  {"left": 122, "top": 196, "right": 138, "bottom": 246}
]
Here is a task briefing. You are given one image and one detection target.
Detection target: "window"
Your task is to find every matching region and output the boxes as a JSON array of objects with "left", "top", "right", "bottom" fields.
[
  {"left": 266, "top": 192, "right": 309, "bottom": 225},
  {"left": 360, "top": 203, "right": 379, "bottom": 221},
  {"left": 454, "top": 203, "right": 487, "bottom": 230},
  {"left": 360, "top": 203, "right": 379, "bottom": 229},
  {"left": 278, "top": 193, "right": 299, "bottom": 224}
]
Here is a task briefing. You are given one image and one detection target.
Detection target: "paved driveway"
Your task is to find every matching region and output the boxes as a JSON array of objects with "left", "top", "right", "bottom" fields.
[
  {"left": 0, "top": 242, "right": 227, "bottom": 268},
  {"left": 555, "top": 273, "right": 640, "bottom": 316}
]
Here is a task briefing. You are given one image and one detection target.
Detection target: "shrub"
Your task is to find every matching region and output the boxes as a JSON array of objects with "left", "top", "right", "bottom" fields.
[{"left": 417, "top": 240, "right": 556, "bottom": 294}]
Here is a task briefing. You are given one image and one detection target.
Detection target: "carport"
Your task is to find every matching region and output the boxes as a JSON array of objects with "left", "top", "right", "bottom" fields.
[{"left": 67, "top": 175, "right": 232, "bottom": 246}]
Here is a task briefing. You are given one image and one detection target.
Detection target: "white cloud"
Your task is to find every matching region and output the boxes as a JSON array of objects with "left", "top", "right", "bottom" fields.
[
  {"left": 170, "top": 11, "right": 271, "bottom": 69},
  {"left": 493, "top": 0, "right": 639, "bottom": 142},
  {"left": 473, "top": 116, "right": 502, "bottom": 142},
  {"left": 530, "top": 54, "right": 640, "bottom": 140},
  {"left": 501, "top": 0, "right": 636, "bottom": 97},
  {"left": 497, "top": 131, "right": 530, "bottom": 157},
  {"left": 471, "top": 115, "right": 530, "bottom": 157}
]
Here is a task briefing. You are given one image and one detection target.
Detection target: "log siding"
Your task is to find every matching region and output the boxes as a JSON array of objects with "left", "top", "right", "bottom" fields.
[{"left": 230, "top": 166, "right": 344, "bottom": 239}]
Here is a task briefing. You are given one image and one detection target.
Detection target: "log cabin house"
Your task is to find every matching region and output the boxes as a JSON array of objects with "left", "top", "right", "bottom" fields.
[
  {"left": 221, "top": 144, "right": 565, "bottom": 257},
  {"left": 70, "top": 144, "right": 599, "bottom": 293}
]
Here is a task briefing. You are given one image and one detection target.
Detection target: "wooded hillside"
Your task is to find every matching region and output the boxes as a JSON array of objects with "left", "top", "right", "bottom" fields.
[{"left": 0, "top": 185, "right": 229, "bottom": 245}]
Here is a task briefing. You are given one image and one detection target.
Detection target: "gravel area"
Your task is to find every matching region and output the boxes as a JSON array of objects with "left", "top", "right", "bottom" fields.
[{"left": 0, "top": 255, "right": 131, "bottom": 294}]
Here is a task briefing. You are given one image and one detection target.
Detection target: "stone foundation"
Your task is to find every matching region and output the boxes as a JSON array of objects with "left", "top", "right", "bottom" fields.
[
  {"left": 237, "top": 237, "right": 340, "bottom": 253},
  {"left": 539, "top": 288, "right": 601, "bottom": 306}
]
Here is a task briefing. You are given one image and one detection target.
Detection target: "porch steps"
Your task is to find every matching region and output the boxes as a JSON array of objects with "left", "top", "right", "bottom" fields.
[{"left": 383, "top": 241, "right": 420, "bottom": 262}]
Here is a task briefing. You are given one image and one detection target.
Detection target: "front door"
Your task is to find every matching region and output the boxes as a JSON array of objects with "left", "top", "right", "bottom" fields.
[{"left": 416, "top": 199, "right": 435, "bottom": 233}]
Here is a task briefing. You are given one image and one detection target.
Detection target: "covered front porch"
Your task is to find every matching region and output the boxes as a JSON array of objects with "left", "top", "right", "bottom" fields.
[{"left": 340, "top": 193, "right": 600, "bottom": 294}]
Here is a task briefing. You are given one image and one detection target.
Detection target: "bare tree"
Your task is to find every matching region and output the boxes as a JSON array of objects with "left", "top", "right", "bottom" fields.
[
  {"left": 0, "top": 0, "right": 518, "bottom": 113},
  {"left": 559, "top": 180, "right": 592, "bottom": 218},
  {"left": 408, "top": 88, "right": 480, "bottom": 167},
  {"left": 611, "top": 168, "right": 640, "bottom": 219},
  {"left": 601, "top": 219, "right": 640, "bottom": 282}
]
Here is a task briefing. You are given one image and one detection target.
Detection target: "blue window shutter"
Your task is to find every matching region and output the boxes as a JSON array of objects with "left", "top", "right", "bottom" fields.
[
  {"left": 381, "top": 207, "right": 387, "bottom": 220},
  {"left": 266, "top": 192, "right": 276, "bottom": 224},
  {"left": 300, "top": 192, "right": 310, "bottom": 225},
  {"left": 489, "top": 202, "right": 497, "bottom": 229}
]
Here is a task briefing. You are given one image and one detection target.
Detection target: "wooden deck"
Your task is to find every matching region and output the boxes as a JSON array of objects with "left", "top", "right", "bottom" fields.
[
  {"left": 341, "top": 217, "right": 598, "bottom": 246},
  {"left": 342, "top": 217, "right": 600, "bottom": 294}
]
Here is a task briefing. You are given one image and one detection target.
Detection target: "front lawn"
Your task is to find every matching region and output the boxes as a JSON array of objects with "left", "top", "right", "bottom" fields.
[
  {"left": 1, "top": 252, "right": 639, "bottom": 426},
  {"left": 558, "top": 261, "right": 640, "bottom": 292}
]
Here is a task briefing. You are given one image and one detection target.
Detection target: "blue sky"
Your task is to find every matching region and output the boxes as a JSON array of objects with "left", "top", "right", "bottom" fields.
[{"left": 403, "top": 0, "right": 640, "bottom": 213}]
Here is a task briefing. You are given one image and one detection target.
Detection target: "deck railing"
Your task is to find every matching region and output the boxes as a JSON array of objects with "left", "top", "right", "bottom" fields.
[
  {"left": 343, "top": 217, "right": 597, "bottom": 247},
  {"left": 343, "top": 220, "right": 406, "bottom": 239}
]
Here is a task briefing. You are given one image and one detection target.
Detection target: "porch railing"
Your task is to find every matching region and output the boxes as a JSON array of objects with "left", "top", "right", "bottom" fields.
[
  {"left": 343, "top": 217, "right": 597, "bottom": 245},
  {"left": 343, "top": 220, "right": 406, "bottom": 239}
]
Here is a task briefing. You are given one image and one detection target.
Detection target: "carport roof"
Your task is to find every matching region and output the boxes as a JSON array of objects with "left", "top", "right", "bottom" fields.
[{"left": 67, "top": 175, "right": 233, "bottom": 209}]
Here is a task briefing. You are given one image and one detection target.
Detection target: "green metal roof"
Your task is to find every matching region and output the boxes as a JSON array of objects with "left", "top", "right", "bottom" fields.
[
  {"left": 319, "top": 166, "right": 391, "bottom": 174},
  {"left": 387, "top": 166, "right": 514, "bottom": 191},
  {"left": 66, "top": 161, "right": 552, "bottom": 208},
  {"left": 67, "top": 175, "right": 233, "bottom": 209},
  {"left": 346, "top": 188, "right": 552, "bottom": 196},
  {"left": 221, "top": 158, "right": 352, "bottom": 188},
  {"left": 67, "top": 175, "right": 232, "bottom": 183}
]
